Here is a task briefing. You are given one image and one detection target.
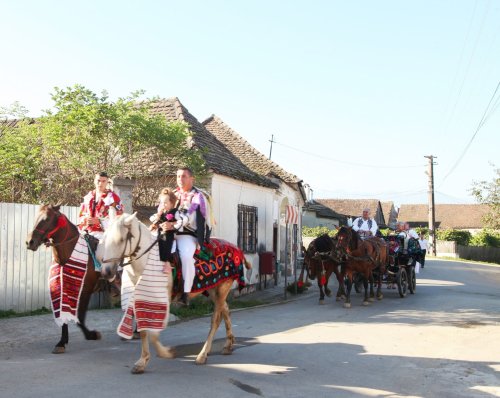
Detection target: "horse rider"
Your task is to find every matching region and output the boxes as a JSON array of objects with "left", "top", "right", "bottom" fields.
[
  {"left": 77, "top": 171, "right": 124, "bottom": 240},
  {"left": 161, "top": 167, "right": 212, "bottom": 305},
  {"left": 352, "top": 207, "right": 379, "bottom": 239},
  {"left": 395, "top": 221, "right": 418, "bottom": 254}
]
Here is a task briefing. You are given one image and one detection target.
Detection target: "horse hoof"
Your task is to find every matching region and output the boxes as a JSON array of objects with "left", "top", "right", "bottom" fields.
[
  {"left": 368, "top": 297, "right": 375, "bottom": 302},
  {"left": 319, "top": 300, "right": 325, "bottom": 305},
  {"left": 131, "top": 366, "right": 144, "bottom": 374},
  {"left": 222, "top": 347, "right": 233, "bottom": 355},
  {"left": 326, "top": 291, "right": 332, "bottom": 297},
  {"left": 195, "top": 356, "right": 208, "bottom": 365},
  {"left": 377, "top": 294, "right": 384, "bottom": 300},
  {"left": 95, "top": 331, "right": 102, "bottom": 340},
  {"left": 363, "top": 301, "right": 370, "bottom": 306},
  {"left": 336, "top": 297, "right": 341, "bottom": 302},
  {"left": 52, "top": 346, "right": 65, "bottom": 354},
  {"left": 343, "top": 303, "right": 351, "bottom": 309}
]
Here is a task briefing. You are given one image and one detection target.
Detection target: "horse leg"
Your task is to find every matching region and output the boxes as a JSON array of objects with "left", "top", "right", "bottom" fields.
[
  {"left": 77, "top": 271, "right": 101, "bottom": 341},
  {"left": 324, "top": 269, "right": 333, "bottom": 297},
  {"left": 131, "top": 331, "right": 151, "bottom": 374},
  {"left": 195, "top": 286, "right": 227, "bottom": 365},
  {"left": 318, "top": 279, "right": 326, "bottom": 305},
  {"left": 52, "top": 324, "right": 69, "bottom": 354},
  {"left": 368, "top": 272, "right": 375, "bottom": 302},
  {"left": 362, "top": 274, "right": 371, "bottom": 306},
  {"left": 343, "top": 271, "right": 353, "bottom": 308},
  {"left": 150, "top": 330, "right": 176, "bottom": 359},
  {"left": 216, "top": 283, "right": 235, "bottom": 356},
  {"left": 335, "top": 266, "right": 346, "bottom": 301},
  {"left": 76, "top": 290, "right": 101, "bottom": 341}
]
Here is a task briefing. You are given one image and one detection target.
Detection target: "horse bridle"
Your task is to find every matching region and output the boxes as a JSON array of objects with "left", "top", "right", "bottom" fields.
[
  {"left": 101, "top": 222, "right": 143, "bottom": 268},
  {"left": 35, "top": 213, "right": 78, "bottom": 247}
]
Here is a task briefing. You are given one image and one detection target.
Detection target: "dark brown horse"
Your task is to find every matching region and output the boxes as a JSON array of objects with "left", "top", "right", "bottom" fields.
[
  {"left": 336, "top": 226, "right": 387, "bottom": 308},
  {"left": 303, "top": 234, "right": 345, "bottom": 304},
  {"left": 26, "top": 205, "right": 102, "bottom": 353}
]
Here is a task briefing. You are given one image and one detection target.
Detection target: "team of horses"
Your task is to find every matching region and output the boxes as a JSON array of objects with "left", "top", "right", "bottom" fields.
[
  {"left": 303, "top": 227, "right": 388, "bottom": 308},
  {"left": 25, "top": 205, "right": 251, "bottom": 374}
]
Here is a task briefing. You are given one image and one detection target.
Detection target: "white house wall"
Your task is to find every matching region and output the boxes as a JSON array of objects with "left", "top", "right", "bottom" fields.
[{"left": 210, "top": 174, "right": 275, "bottom": 283}]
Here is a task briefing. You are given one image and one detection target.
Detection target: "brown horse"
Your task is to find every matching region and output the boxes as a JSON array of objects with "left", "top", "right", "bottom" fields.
[
  {"left": 100, "top": 212, "right": 252, "bottom": 373},
  {"left": 26, "top": 205, "right": 102, "bottom": 353},
  {"left": 336, "top": 226, "right": 387, "bottom": 308},
  {"left": 303, "top": 234, "right": 345, "bottom": 304}
]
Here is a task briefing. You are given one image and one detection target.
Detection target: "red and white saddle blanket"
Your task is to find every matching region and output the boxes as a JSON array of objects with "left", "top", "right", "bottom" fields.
[
  {"left": 118, "top": 241, "right": 169, "bottom": 339},
  {"left": 48, "top": 236, "right": 88, "bottom": 326}
]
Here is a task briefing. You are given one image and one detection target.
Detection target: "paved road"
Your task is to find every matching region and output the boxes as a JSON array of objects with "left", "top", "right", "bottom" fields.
[{"left": 0, "top": 258, "right": 499, "bottom": 398}]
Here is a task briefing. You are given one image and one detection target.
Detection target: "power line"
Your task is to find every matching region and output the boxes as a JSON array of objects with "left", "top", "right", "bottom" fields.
[
  {"left": 441, "top": 80, "right": 500, "bottom": 184},
  {"left": 273, "top": 141, "right": 424, "bottom": 169}
]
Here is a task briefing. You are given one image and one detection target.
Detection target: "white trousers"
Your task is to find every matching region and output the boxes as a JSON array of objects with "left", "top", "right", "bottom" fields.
[{"left": 175, "top": 234, "right": 197, "bottom": 293}]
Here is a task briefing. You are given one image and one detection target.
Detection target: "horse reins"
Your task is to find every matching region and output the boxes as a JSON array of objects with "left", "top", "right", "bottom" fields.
[
  {"left": 101, "top": 222, "right": 158, "bottom": 267},
  {"left": 36, "top": 214, "right": 79, "bottom": 247}
]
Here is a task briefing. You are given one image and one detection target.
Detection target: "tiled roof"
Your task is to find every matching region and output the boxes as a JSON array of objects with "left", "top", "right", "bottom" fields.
[
  {"left": 398, "top": 204, "right": 491, "bottom": 229},
  {"left": 202, "top": 115, "right": 302, "bottom": 184},
  {"left": 303, "top": 200, "right": 348, "bottom": 224},
  {"left": 317, "top": 199, "right": 383, "bottom": 221},
  {"left": 131, "top": 98, "right": 278, "bottom": 188}
]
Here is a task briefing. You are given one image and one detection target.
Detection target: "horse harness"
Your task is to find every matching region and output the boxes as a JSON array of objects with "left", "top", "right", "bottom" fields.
[{"left": 101, "top": 222, "right": 158, "bottom": 268}]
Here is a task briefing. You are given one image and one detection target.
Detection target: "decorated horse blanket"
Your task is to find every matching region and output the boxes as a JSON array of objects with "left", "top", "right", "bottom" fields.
[
  {"left": 185, "top": 238, "right": 247, "bottom": 293},
  {"left": 48, "top": 236, "right": 89, "bottom": 326},
  {"left": 118, "top": 241, "right": 169, "bottom": 339}
]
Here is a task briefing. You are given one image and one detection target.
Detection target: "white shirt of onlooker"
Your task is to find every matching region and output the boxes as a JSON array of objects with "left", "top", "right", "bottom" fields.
[{"left": 419, "top": 237, "right": 428, "bottom": 250}]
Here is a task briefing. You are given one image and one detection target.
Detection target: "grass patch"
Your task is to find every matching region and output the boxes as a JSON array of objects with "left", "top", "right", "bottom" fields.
[
  {"left": 0, "top": 307, "right": 51, "bottom": 319},
  {"left": 433, "top": 256, "right": 500, "bottom": 266}
]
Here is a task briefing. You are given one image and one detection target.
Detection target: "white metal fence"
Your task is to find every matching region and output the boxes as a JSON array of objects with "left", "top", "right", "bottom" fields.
[{"left": 0, "top": 203, "right": 79, "bottom": 312}]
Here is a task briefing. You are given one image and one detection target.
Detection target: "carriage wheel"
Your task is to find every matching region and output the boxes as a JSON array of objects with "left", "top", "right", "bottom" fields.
[
  {"left": 397, "top": 268, "right": 407, "bottom": 298},
  {"left": 408, "top": 266, "right": 416, "bottom": 294}
]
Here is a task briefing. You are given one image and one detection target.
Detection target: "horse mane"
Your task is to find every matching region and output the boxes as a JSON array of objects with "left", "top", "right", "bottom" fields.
[{"left": 312, "top": 234, "right": 334, "bottom": 252}]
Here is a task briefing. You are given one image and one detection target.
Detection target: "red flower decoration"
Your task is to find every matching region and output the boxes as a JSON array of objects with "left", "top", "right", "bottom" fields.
[
  {"left": 297, "top": 280, "right": 304, "bottom": 288},
  {"left": 320, "top": 275, "right": 326, "bottom": 286},
  {"left": 166, "top": 213, "right": 174, "bottom": 221}
]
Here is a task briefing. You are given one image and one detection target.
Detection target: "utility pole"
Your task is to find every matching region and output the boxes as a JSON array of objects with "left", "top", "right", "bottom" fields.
[
  {"left": 269, "top": 134, "right": 276, "bottom": 160},
  {"left": 424, "top": 155, "right": 437, "bottom": 256}
]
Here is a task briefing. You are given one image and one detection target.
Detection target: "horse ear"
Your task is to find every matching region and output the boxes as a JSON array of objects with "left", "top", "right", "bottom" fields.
[
  {"left": 124, "top": 212, "right": 137, "bottom": 226},
  {"left": 52, "top": 203, "right": 62, "bottom": 212}
]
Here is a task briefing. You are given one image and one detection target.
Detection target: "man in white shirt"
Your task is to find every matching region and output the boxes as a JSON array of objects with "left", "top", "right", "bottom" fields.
[
  {"left": 418, "top": 233, "right": 428, "bottom": 268},
  {"left": 352, "top": 208, "right": 378, "bottom": 238}
]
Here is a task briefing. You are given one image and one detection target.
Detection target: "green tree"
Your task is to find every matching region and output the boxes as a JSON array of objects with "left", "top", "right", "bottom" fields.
[
  {"left": 471, "top": 165, "right": 499, "bottom": 229},
  {"left": 0, "top": 85, "right": 205, "bottom": 205}
]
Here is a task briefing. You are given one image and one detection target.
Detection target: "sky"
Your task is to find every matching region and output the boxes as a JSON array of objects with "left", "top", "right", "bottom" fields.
[{"left": 1, "top": 0, "right": 499, "bottom": 207}]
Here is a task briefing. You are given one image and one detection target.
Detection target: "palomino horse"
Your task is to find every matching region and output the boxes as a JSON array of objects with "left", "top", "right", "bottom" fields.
[
  {"left": 303, "top": 234, "right": 345, "bottom": 304},
  {"left": 25, "top": 205, "right": 102, "bottom": 353},
  {"left": 336, "top": 226, "right": 387, "bottom": 308},
  {"left": 100, "top": 212, "right": 251, "bottom": 373}
]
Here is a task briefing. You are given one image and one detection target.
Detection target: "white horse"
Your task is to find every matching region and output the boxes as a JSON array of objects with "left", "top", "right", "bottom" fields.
[{"left": 100, "top": 211, "right": 251, "bottom": 373}]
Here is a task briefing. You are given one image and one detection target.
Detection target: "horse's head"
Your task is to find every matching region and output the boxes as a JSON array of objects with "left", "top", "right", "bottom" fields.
[
  {"left": 303, "top": 234, "right": 336, "bottom": 279},
  {"left": 336, "top": 226, "right": 357, "bottom": 253},
  {"left": 100, "top": 212, "right": 141, "bottom": 279},
  {"left": 26, "top": 204, "right": 66, "bottom": 251}
]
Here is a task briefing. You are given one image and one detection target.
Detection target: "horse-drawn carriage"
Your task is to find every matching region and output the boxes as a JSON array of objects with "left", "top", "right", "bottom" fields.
[
  {"left": 379, "top": 234, "right": 420, "bottom": 298},
  {"left": 303, "top": 228, "right": 421, "bottom": 307}
]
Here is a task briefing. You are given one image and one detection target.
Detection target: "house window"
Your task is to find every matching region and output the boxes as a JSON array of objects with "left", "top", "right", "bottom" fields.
[{"left": 238, "top": 205, "right": 258, "bottom": 253}]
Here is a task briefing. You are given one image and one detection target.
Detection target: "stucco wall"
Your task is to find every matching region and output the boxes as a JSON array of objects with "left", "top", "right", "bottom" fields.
[{"left": 210, "top": 174, "right": 275, "bottom": 284}]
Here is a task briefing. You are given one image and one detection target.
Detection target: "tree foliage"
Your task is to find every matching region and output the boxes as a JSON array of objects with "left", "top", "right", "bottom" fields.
[
  {"left": 0, "top": 85, "right": 205, "bottom": 205},
  {"left": 302, "top": 226, "right": 338, "bottom": 237},
  {"left": 436, "top": 229, "right": 471, "bottom": 246},
  {"left": 471, "top": 165, "right": 499, "bottom": 229}
]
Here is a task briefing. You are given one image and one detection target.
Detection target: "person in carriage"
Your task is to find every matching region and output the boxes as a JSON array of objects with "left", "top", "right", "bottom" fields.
[{"left": 352, "top": 207, "right": 379, "bottom": 239}]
